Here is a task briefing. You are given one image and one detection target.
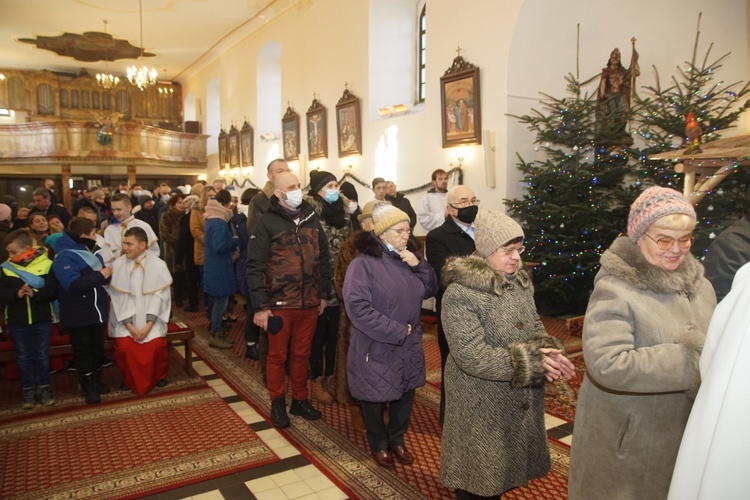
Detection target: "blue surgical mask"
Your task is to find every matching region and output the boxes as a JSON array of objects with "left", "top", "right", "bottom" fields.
[
  {"left": 323, "top": 189, "right": 340, "bottom": 204},
  {"left": 386, "top": 242, "right": 399, "bottom": 253}
]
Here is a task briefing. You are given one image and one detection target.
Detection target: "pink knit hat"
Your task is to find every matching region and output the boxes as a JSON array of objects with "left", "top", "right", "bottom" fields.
[{"left": 627, "top": 187, "right": 696, "bottom": 242}]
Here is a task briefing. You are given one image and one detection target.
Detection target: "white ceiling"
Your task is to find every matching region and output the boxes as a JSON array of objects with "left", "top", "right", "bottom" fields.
[{"left": 0, "top": 0, "right": 298, "bottom": 82}]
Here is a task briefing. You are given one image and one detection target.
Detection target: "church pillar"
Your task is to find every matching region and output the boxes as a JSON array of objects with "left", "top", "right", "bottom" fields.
[
  {"left": 61, "top": 164, "right": 71, "bottom": 214},
  {"left": 127, "top": 165, "right": 137, "bottom": 187}
]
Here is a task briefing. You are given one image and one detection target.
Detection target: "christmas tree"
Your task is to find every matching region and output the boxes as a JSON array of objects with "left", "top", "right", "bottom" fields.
[
  {"left": 505, "top": 74, "right": 640, "bottom": 314},
  {"left": 635, "top": 16, "right": 750, "bottom": 256}
]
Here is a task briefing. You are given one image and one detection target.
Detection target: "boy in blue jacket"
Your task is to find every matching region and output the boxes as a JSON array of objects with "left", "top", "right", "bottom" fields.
[
  {"left": 0, "top": 229, "right": 58, "bottom": 409},
  {"left": 50, "top": 217, "right": 112, "bottom": 404}
]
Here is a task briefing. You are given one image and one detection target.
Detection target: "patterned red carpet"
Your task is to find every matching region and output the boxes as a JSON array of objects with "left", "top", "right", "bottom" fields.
[
  {"left": 0, "top": 387, "right": 278, "bottom": 500},
  {"left": 177, "top": 302, "right": 578, "bottom": 499}
]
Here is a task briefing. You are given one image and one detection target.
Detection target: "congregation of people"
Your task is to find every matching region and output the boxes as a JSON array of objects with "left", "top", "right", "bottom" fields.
[{"left": 1, "top": 165, "right": 748, "bottom": 498}]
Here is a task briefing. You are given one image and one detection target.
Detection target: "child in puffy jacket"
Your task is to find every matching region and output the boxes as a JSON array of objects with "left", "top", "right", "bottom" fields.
[{"left": 0, "top": 229, "right": 58, "bottom": 409}]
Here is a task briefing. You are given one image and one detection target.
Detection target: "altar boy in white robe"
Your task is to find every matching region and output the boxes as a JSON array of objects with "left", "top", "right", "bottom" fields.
[
  {"left": 109, "top": 226, "right": 172, "bottom": 395},
  {"left": 103, "top": 193, "right": 160, "bottom": 264}
]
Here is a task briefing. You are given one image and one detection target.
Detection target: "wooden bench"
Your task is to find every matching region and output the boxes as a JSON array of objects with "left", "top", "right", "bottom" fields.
[{"left": 0, "top": 322, "right": 195, "bottom": 375}]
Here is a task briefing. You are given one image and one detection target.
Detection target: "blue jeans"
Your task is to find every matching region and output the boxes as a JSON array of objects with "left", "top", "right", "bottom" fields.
[
  {"left": 210, "top": 295, "right": 230, "bottom": 333},
  {"left": 9, "top": 321, "right": 52, "bottom": 388}
]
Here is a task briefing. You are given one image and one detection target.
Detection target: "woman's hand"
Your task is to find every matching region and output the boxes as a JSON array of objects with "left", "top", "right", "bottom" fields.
[
  {"left": 399, "top": 249, "right": 419, "bottom": 267},
  {"left": 540, "top": 348, "right": 576, "bottom": 381}
]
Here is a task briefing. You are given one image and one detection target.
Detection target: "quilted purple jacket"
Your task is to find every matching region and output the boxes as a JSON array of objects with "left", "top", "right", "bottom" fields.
[{"left": 343, "top": 232, "right": 438, "bottom": 402}]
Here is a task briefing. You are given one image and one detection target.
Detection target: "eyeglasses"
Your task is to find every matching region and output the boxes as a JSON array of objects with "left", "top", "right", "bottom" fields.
[
  {"left": 388, "top": 228, "right": 411, "bottom": 236},
  {"left": 449, "top": 199, "right": 480, "bottom": 209},
  {"left": 502, "top": 245, "right": 525, "bottom": 255},
  {"left": 643, "top": 233, "right": 694, "bottom": 251}
]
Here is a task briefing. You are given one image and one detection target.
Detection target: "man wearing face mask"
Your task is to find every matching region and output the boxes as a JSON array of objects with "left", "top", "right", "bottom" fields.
[
  {"left": 247, "top": 171, "right": 333, "bottom": 428},
  {"left": 425, "top": 185, "right": 479, "bottom": 426}
]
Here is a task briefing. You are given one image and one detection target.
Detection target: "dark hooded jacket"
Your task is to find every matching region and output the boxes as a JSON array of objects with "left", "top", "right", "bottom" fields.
[
  {"left": 49, "top": 232, "right": 110, "bottom": 329},
  {"left": 246, "top": 196, "right": 332, "bottom": 312},
  {"left": 343, "top": 231, "right": 437, "bottom": 402}
]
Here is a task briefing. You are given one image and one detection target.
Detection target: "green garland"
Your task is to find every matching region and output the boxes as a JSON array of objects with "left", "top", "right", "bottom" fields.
[{"left": 225, "top": 167, "right": 463, "bottom": 195}]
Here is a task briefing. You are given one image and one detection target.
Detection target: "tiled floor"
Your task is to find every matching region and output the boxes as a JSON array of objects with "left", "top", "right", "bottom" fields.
[
  {"left": 136, "top": 348, "right": 351, "bottom": 500},
  {"left": 144, "top": 342, "right": 574, "bottom": 500}
]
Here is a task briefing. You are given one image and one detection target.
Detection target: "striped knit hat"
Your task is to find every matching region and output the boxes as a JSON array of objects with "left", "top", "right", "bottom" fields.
[
  {"left": 372, "top": 201, "right": 409, "bottom": 236},
  {"left": 627, "top": 187, "right": 696, "bottom": 242}
]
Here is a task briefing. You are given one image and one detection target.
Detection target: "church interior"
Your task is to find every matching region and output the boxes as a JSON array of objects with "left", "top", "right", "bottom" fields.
[{"left": 1, "top": 0, "right": 749, "bottom": 498}]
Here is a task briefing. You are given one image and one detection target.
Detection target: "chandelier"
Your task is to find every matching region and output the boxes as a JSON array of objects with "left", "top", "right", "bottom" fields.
[
  {"left": 127, "top": 0, "right": 157, "bottom": 91},
  {"left": 96, "top": 20, "right": 119, "bottom": 90}
]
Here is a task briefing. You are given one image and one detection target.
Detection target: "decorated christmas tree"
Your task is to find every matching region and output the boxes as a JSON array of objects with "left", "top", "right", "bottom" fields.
[
  {"left": 635, "top": 16, "right": 750, "bottom": 256},
  {"left": 505, "top": 73, "right": 640, "bottom": 314}
]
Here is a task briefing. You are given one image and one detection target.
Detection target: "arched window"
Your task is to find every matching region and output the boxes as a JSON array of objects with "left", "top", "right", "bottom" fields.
[
  {"left": 71, "top": 89, "right": 80, "bottom": 109},
  {"left": 206, "top": 78, "right": 220, "bottom": 155},
  {"left": 60, "top": 89, "right": 69, "bottom": 108},
  {"left": 37, "top": 84, "right": 55, "bottom": 115},
  {"left": 102, "top": 92, "right": 111, "bottom": 111},
  {"left": 92, "top": 91, "right": 100, "bottom": 109},
  {"left": 81, "top": 90, "right": 90, "bottom": 109},
  {"left": 257, "top": 41, "right": 281, "bottom": 141},
  {"left": 418, "top": 4, "right": 426, "bottom": 103}
]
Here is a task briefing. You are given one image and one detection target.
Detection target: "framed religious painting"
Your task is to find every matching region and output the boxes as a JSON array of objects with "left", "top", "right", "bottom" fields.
[
  {"left": 440, "top": 53, "right": 482, "bottom": 148},
  {"left": 228, "top": 125, "right": 240, "bottom": 169},
  {"left": 336, "top": 86, "right": 362, "bottom": 157},
  {"left": 218, "top": 128, "right": 228, "bottom": 167},
  {"left": 306, "top": 97, "right": 328, "bottom": 159},
  {"left": 282, "top": 105, "right": 300, "bottom": 161},
  {"left": 240, "top": 121, "right": 254, "bottom": 167}
]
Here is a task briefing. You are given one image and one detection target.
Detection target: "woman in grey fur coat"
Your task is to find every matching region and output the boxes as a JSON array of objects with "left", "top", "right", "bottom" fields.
[
  {"left": 568, "top": 187, "right": 717, "bottom": 500},
  {"left": 440, "top": 210, "right": 575, "bottom": 499}
]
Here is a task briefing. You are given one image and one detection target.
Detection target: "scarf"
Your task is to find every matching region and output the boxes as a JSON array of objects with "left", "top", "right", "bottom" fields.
[{"left": 319, "top": 196, "right": 348, "bottom": 229}]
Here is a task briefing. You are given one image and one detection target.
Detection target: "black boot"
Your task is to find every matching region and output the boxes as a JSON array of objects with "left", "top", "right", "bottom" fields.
[
  {"left": 96, "top": 370, "right": 111, "bottom": 395},
  {"left": 271, "top": 397, "right": 290, "bottom": 428},
  {"left": 80, "top": 373, "right": 101, "bottom": 404}
]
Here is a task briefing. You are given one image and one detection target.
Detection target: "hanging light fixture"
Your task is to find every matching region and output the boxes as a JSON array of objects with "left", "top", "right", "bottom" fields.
[
  {"left": 96, "top": 20, "right": 120, "bottom": 89},
  {"left": 127, "top": 0, "right": 157, "bottom": 91}
]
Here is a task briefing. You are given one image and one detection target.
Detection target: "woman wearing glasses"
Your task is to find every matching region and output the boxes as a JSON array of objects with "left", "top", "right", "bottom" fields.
[
  {"left": 568, "top": 186, "right": 717, "bottom": 500},
  {"left": 343, "top": 202, "right": 438, "bottom": 469},
  {"left": 439, "top": 209, "right": 575, "bottom": 499}
]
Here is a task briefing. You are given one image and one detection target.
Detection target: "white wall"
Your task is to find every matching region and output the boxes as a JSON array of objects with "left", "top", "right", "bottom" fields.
[{"left": 180, "top": 0, "right": 749, "bottom": 232}]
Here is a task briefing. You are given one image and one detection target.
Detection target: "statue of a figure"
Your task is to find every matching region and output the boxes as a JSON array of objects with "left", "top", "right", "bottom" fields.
[{"left": 596, "top": 43, "right": 639, "bottom": 146}]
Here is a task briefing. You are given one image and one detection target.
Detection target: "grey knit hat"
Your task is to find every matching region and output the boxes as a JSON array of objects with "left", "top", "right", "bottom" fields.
[
  {"left": 474, "top": 209, "right": 524, "bottom": 258},
  {"left": 628, "top": 186, "right": 696, "bottom": 242}
]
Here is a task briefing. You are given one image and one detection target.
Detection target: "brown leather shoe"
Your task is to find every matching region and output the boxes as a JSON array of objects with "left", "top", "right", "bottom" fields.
[
  {"left": 389, "top": 444, "right": 414, "bottom": 465},
  {"left": 372, "top": 449, "right": 396, "bottom": 468}
]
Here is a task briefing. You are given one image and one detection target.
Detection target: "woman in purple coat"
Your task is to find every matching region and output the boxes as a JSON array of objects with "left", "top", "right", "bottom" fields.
[{"left": 343, "top": 202, "right": 438, "bottom": 469}]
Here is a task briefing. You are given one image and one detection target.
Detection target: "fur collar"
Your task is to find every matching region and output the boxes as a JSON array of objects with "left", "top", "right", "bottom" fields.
[
  {"left": 601, "top": 236, "right": 705, "bottom": 295},
  {"left": 441, "top": 254, "right": 530, "bottom": 295},
  {"left": 353, "top": 230, "right": 419, "bottom": 258}
]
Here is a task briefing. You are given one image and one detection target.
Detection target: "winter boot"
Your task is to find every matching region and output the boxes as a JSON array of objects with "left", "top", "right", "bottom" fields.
[
  {"left": 312, "top": 377, "right": 334, "bottom": 405},
  {"left": 349, "top": 404, "right": 367, "bottom": 434},
  {"left": 36, "top": 385, "right": 56, "bottom": 406},
  {"left": 290, "top": 399, "right": 322, "bottom": 420},
  {"left": 96, "top": 371, "right": 111, "bottom": 395},
  {"left": 209, "top": 331, "right": 234, "bottom": 349},
  {"left": 271, "top": 397, "right": 290, "bottom": 428},
  {"left": 80, "top": 373, "right": 101, "bottom": 404},
  {"left": 21, "top": 387, "right": 36, "bottom": 410}
]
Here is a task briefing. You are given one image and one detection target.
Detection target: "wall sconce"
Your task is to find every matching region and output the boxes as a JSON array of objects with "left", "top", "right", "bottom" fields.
[
  {"left": 378, "top": 104, "right": 410, "bottom": 117},
  {"left": 242, "top": 166, "right": 252, "bottom": 178},
  {"left": 344, "top": 162, "right": 353, "bottom": 173},
  {"left": 450, "top": 156, "right": 465, "bottom": 168},
  {"left": 259, "top": 132, "right": 277, "bottom": 142}
]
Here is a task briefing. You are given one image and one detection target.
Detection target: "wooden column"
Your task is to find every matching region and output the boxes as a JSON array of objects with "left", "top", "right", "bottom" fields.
[
  {"left": 61, "top": 164, "right": 71, "bottom": 214},
  {"left": 127, "top": 165, "right": 137, "bottom": 187}
]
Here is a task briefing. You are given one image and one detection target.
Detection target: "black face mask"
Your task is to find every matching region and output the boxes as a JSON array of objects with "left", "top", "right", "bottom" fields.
[{"left": 454, "top": 205, "right": 478, "bottom": 224}]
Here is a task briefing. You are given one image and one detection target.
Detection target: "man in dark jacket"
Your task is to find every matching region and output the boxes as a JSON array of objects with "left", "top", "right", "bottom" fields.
[
  {"left": 245, "top": 158, "right": 290, "bottom": 364},
  {"left": 385, "top": 181, "right": 417, "bottom": 230},
  {"left": 29, "top": 187, "right": 71, "bottom": 228},
  {"left": 703, "top": 215, "right": 750, "bottom": 302},
  {"left": 247, "top": 171, "right": 333, "bottom": 428},
  {"left": 425, "top": 184, "right": 478, "bottom": 425}
]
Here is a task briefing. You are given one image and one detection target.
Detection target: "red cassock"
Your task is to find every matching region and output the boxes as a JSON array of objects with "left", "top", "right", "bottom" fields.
[{"left": 114, "top": 336, "right": 168, "bottom": 395}]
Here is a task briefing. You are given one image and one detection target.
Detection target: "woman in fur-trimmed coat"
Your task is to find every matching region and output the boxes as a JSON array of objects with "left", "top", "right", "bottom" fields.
[
  {"left": 440, "top": 209, "right": 574, "bottom": 499},
  {"left": 568, "top": 187, "right": 717, "bottom": 500}
]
